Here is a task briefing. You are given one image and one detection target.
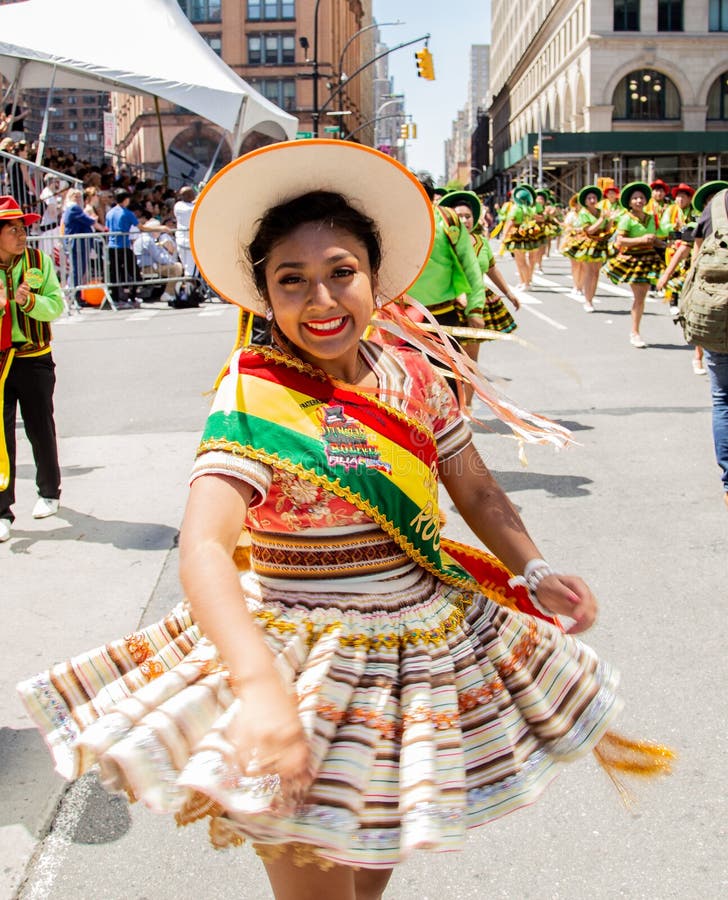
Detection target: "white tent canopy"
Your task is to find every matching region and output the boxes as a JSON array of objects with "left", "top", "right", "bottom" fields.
[{"left": 0, "top": 0, "right": 298, "bottom": 153}]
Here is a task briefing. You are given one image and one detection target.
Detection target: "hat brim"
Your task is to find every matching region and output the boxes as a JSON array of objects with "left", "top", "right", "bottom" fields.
[
  {"left": 513, "top": 184, "right": 536, "bottom": 205},
  {"left": 0, "top": 211, "right": 41, "bottom": 225},
  {"left": 439, "top": 191, "right": 482, "bottom": 226},
  {"left": 191, "top": 140, "right": 434, "bottom": 315},
  {"left": 578, "top": 186, "right": 602, "bottom": 207},
  {"left": 693, "top": 181, "right": 728, "bottom": 213},
  {"left": 620, "top": 182, "right": 651, "bottom": 208}
]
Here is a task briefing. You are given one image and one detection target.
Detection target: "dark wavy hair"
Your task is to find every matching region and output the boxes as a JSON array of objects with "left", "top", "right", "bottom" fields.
[{"left": 248, "top": 191, "right": 382, "bottom": 299}]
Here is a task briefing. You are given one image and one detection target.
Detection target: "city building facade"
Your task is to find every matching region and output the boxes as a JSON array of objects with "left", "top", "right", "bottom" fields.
[
  {"left": 488, "top": 0, "right": 728, "bottom": 199},
  {"left": 372, "top": 32, "right": 408, "bottom": 166},
  {"left": 444, "top": 44, "right": 490, "bottom": 186},
  {"left": 112, "top": 0, "right": 374, "bottom": 181}
]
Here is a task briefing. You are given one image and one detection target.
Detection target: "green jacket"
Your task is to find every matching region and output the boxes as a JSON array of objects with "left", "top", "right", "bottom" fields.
[
  {"left": 408, "top": 206, "right": 485, "bottom": 314},
  {"left": 0, "top": 248, "right": 64, "bottom": 353}
]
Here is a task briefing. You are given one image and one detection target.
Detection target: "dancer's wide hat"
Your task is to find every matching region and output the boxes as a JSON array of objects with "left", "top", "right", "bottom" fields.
[
  {"left": 439, "top": 190, "right": 482, "bottom": 226},
  {"left": 578, "top": 185, "right": 603, "bottom": 207},
  {"left": 620, "top": 182, "right": 652, "bottom": 208},
  {"left": 191, "top": 139, "right": 434, "bottom": 314},
  {"left": 692, "top": 180, "right": 728, "bottom": 213}
]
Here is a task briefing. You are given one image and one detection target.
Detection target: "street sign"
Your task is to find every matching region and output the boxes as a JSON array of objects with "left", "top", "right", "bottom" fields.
[
  {"left": 296, "top": 131, "right": 313, "bottom": 139},
  {"left": 323, "top": 126, "right": 340, "bottom": 134}
]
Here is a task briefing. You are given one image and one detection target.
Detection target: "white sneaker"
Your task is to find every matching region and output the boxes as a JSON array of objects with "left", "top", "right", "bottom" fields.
[
  {"left": 692, "top": 359, "right": 707, "bottom": 376},
  {"left": 160, "top": 292, "right": 174, "bottom": 302},
  {"left": 583, "top": 302, "right": 595, "bottom": 313},
  {"left": 32, "top": 497, "right": 59, "bottom": 519},
  {"left": 0, "top": 518, "right": 10, "bottom": 542},
  {"left": 629, "top": 333, "right": 647, "bottom": 349}
]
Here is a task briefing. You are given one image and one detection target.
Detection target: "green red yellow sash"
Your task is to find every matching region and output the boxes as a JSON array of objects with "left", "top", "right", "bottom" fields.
[{"left": 198, "top": 345, "right": 555, "bottom": 621}]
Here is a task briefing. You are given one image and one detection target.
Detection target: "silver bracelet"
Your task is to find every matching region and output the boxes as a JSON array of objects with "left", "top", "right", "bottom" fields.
[{"left": 508, "top": 558, "right": 558, "bottom": 616}]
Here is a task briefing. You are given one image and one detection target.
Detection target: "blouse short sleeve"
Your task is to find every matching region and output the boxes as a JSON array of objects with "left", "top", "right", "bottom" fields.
[
  {"left": 189, "top": 450, "right": 272, "bottom": 508},
  {"left": 394, "top": 347, "right": 472, "bottom": 463},
  {"left": 188, "top": 367, "right": 273, "bottom": 507}
]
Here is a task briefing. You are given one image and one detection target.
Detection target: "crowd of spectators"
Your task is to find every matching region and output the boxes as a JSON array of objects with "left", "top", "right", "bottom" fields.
[{"left": 0, "top": 136, "right": 200, "bottom": 306}]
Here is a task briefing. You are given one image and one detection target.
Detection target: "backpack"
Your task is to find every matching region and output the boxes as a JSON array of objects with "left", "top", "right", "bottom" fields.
[
  {"left": 169, "top": 278, "right": 206, "bottom": 309},
  {"left": 678, "top": 190, "right": 728, "bottom": 352}
]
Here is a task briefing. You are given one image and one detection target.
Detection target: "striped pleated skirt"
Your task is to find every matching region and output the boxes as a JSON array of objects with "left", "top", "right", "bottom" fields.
[
  {"left": 560, "top": 232, "right": 585, "bottom": 260},
  {"left": 573, "top": 235, "right": 616, "bottom": 264},
  {"left": 17, "top": 561, "right": 620, "bottom": 869},
  {"left": 481, "top": 291, "right": 517, "bottom": 334},
  {"left": 605, "top": 246, "right": 665, "bottom": 284}
]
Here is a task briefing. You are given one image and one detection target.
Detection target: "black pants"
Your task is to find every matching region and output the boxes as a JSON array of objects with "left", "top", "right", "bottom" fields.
[
  {"left": 0, "top": 353, "right": 61, "bottom": 523},
  {"left": 108, "top": 247, "right": 139, "bottom": 303}
]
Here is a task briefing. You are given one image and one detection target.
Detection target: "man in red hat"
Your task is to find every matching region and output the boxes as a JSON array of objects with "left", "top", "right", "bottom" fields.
[{"left": 0, "top": 195, "right": 65, "bottom": 542}]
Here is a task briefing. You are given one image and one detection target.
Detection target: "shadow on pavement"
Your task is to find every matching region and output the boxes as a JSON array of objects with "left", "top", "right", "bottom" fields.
[
  {"left": 470, "top": 417, "right": 593, "bottom": 436},
  {"left": 15, "top": 463, "right": 105, "bottom": 480},
  {"left": 0, "top": 727, "right": 64, "bottom": 837},
  {"left": 70, "top": 773, "right": 132, "bottom": 845},
  {"left": 8, "top": 506, "right": 178, "bottom": 555},
  {"left": 0, "top": 728, "right": 132, "bottom": 846},
  {"left": 490, "top": 469, "right": 593, "bottom": 497}
]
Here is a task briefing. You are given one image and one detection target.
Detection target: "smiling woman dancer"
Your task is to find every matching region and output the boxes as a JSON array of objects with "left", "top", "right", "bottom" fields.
[{"left": 18, "top": 141, "right": 670, "bottom": 900}]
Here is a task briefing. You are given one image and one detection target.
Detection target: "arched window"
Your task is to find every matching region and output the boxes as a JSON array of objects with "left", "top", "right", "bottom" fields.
[
  {"left": 707, "top": 71, "right": 728, "bottom": 119},
  {"left": 612, "top": 69, "right": 681, "bottom": 120}
]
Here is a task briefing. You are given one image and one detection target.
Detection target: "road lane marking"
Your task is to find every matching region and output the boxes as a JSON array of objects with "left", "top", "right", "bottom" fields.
[
  {"left": 596, "top": 279, "right": 632, "bottom": 297},
  {"left": 519, "top": 302, "right": 568, "bottom": 330},
  {"left": 198, "top": 310, "right": 225, "bottom": 317}
]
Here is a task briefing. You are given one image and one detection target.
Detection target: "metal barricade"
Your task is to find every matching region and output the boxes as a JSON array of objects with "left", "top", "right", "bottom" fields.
[{"left": 27, "top": 230, "right": 208, "bottom": 312}]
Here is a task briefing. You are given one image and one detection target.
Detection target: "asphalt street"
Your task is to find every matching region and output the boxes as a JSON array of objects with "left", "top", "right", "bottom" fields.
[{"left": 2, "top": 251, "right": 726, "bottom": 899}]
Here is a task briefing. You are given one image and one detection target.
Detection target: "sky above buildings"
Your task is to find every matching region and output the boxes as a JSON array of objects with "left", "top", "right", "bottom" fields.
[{"left": 372, "top": 1, "right": 492, "bottom": 181}]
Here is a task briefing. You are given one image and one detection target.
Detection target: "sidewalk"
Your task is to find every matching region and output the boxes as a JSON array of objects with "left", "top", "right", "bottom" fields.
[{"left": 1, "top": 428, "right": 198, "bottom": 899}]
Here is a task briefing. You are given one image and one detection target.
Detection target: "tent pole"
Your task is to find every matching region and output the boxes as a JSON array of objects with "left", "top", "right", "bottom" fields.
[
  {"left": 200, "top": 131, "right": 227, "bottom": 188},
  {"left": 154, "top": 96, "right": 169, "bottom": 188},
  {"left": 7, "top": 60, "right": 25, "bottom": 132},
  {"left": 35, "top": 64, "right": 57, "bottom": 167}
]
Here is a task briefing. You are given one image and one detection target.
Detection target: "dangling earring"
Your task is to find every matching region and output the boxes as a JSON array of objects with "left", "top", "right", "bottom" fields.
[
  {"left": 374, "top": 295, "right": 383, "bottom": 310},
  {"left": 265, "top": 305, "right": 273, "bottom": 322}
]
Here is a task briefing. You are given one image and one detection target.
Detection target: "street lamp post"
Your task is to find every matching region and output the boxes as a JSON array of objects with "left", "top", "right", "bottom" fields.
[
  {"left": 336, "top": 20, "right": 403, "bottom": 84},
  {"left": 311, "top": 0, "right": 323, "bottom": 138},
  {"left": 307, "top": 12, "right": 404, "bottom": 139}
]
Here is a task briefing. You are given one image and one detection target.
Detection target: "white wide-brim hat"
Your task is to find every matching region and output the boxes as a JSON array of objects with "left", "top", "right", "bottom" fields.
[{"left": 190, "top": 139, "right": 434, "bottom": 315}]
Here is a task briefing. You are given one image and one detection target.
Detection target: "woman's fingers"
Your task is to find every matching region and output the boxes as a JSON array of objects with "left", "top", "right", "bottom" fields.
[{"left": 536, "top": 575, "right": 597, "bottom": 633}]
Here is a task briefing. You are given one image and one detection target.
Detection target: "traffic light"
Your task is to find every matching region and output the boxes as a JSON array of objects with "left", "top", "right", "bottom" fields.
[
  {"left": 533, "top": 143, "right": 540, "bottom": 160},
  {"left": 415, "top": 48, "right": 435, "bottom": 81},
  {"left": 400, "top": 123, "right": 410, "bottom": 139},
  {"left": 410, "top": 123, "right": 418, "bottom": 139}
]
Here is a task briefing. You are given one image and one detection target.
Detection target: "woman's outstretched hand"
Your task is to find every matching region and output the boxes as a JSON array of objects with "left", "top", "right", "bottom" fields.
[{"left": 535, "top": 574, "right": 598, "bottom": 634}]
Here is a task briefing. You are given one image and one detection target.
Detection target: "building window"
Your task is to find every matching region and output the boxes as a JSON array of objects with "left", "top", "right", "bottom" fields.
[
  {"left": 247, "top": 33, "right": 295, "bottom": 65},
  {"left": 707, "top": 72, "right": 728, "bottom": 119},
  {"left": 248, "top": 0, "right": 294, "bottom": 21},
  {"left": 177, "top": 0, "right": 221, "bottom": 23},
  {"left": 613, "top": 70, "right": 681, "bottom": 120},
  {"left": 248, "top": 78, "right": 296, "bottom": 111},
  {"left": 202, "top": 33, "right": 222, "bottom": 55},
  {"left": 709, "top": 0, "right": 728, "bottom": 30},
  {"left": 614, "top": 0, "right": 639, "bottom": 30},
  {"left": 658, "top": 0, "right": 683, "bottom": 30}
]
